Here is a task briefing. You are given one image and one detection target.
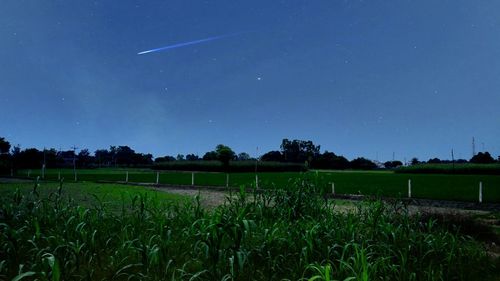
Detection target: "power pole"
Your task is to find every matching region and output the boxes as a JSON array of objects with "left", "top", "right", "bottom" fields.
[
  {"left": 42, "top": 147, "right": 46, "bottom": 179},
  {"left": 71, "top": 145, "right": 79, "bottom": 181},
  {"left": 255, "top": 146, "right": 259, "bottom": 174},
  {"left": 451, "top": 148, "right": 455, "bottom": 172},
  {"left": 472, "top": 137, "right": 476, "bottom": 157}
]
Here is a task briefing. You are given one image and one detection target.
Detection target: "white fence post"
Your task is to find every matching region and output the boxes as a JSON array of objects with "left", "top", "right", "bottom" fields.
[
  {"left": 226, "top": 173, "right": 229, "bottom": 188},
  {"left": 74, "top": 171, "right": 77, "bottom": 182},
  {"left": 255, "top": 174, "right": 259, "bottom": 189},
  {"left": 58, "top": 171, "right": 61, "bottom": 180},
  {"left": 156, "top": 171, "right": 160, "bottom": 184},
  {"left": 408, "top": 179, "right": 412, "bottom": 198},
  {"left": 331, "top": 182, "right": 335, "bottom": 195},
  {"left": 125, "top": 171, "right": 129, "bottom": 183},
  {"left": 27, "top": 170, "right": 31, "bottom": 177},
  {"left": 191, "top": 172, "right": 194, "bottom": 186},
  {"left": 479, "top": 181, "right": 483, "bottom": 203},
  {"left": 41, "top": 164, "right": 45, "bottom": 179}
]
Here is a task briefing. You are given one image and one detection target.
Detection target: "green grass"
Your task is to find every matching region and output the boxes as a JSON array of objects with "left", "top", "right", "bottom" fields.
[
  {"left": 0, "top": 180, "right": 186, "bottom": 211},
  {"left": 396, "top": 163, "right": 500, "bottom": 175},
  {"left": 16, "top": 168, "right": 500, "bottom": 202},
  {"left": 0, "top": 181, "right": 496, "bottom": 280}
]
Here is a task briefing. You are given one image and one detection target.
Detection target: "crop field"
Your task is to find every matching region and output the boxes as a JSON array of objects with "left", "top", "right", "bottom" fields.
[
  {"left": 16, "top": 168, "right": 500, "bottom": 202},
  {"left": 0, "top": 180, "right": 497, "bottom": 280},
  {"left": 396, "top": 163, "right": 500, "bottom": 175}
]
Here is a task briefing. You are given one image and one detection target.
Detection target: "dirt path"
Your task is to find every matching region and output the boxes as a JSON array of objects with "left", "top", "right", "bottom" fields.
[
  {"left": 147, "top": 183, "right": 494, "bottom": 216},
  {"left": 150, "top": 186, "right": 229, "bottom": 208}
]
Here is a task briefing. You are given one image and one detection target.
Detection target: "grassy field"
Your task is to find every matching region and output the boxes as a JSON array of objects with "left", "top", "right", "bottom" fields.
[
  {"left": 15, "top": 168, "right": 500, "bottom": 202},
  {"left": 396, "top": 163, "right": 500, "bottom": 175},
  {"left": 0, "top": 180, "right": 186, "bottom": 211},
  {"left": 0, "top": 181, "right": 496, "bottom": 280}
]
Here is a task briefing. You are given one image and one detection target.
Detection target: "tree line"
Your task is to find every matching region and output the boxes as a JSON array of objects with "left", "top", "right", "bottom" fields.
[{"left": 0, "top": 136, "right": 498, "bottom": 173}]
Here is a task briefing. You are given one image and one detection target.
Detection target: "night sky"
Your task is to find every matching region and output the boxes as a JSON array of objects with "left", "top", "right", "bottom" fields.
[{"left": 1, "top": 1, "right": 499, "bottom": 161}]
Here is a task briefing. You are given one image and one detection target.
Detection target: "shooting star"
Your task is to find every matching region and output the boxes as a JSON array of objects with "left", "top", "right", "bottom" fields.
[{"left": 138, "top": 32, "right": 244, "bottom": 55}]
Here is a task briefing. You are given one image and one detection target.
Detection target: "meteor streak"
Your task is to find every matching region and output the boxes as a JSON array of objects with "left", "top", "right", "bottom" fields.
[{"left": 138, "top": 32, "right": 242, "bottom": 55}]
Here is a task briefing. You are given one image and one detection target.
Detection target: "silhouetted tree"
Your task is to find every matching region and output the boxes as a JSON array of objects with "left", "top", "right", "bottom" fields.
[
  {"left": 202, "top": 151, "right": 218, "bottom": 161},
  {"left": 312, "top": 151, "right": 349, "bottom": 170},
  {"left": 261, "top": 151, "right": 283, "bottom": 162},
  {"left": 237, "top": 152, "right": 251, "bottom": 161},
  {"left": 215, "top": 144, "right": 236, "bottom": 171},
  {"left": 350, "top": 157, "right": 377, "bottom": 170},
  {"left": 384, "top": 160, "right": 403, "bottom": 169},
  {"left": 13, "top": 148, "right": 43, "bottom": 169},
  {"left": 0, "top": 137, "right": 10, "bottom": 154},
  {"left": 186, "top": 154, "right": 200, "bottom": 161},
  {"left": 155, "top": 155, "right": 175, "bottom": 162},
  {"left": 428, "top": 158, "right": 442, "bottom": 164},
  {"left": 77, "top": 149, "right": 93, "bottom": 168},
  {"left": 280, "top": 139, "right": 320, "bottom": 163},
  {"left": 95, "top": 149, "right": 113, "bottom": 167},
  {"left": 410, "top": 158, "right": 419, "bottom": 165},
  {"left": 470, "top": 152, "right": 495, "bottom": 164},
  {"left": 0, "top": 137, "right": 11, "bottom": 174},
  {"left": 114, "top": 146, "right": 136, "bottom": 166}
]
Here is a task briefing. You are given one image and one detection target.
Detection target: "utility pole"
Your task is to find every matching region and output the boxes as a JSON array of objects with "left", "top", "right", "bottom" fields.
[
  {"left": 451, "top": 148, "right": 455, "bottom": 172},
  {"left": 42, "top": 147, "right": 46, "bottom": 179},
  {"left": 71, "top": 145, "right": 79, "bottom": 181},
  {"left": 472, "top": 137, "right": 476, "bottom": 157},
  {"left": 255, "top": 146, "right": 259, "bottom": 174}
]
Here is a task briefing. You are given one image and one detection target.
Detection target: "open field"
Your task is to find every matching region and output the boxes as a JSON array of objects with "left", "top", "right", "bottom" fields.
[
  {"left": 16, "top": 168, "right": 500, "bottom": 203},
  {"left": 1, "top": 180, "right": 498, "bottom": 280},
  {"left": 0, "top": 180, "right": 186, "bottom": 212},
  {"left": 396, "top": 163, "right": 500, "bottom": 175}
]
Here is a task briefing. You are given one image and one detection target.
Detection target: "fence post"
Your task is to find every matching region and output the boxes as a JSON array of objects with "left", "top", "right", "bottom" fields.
[
  {"left": 408, "top": 179, "right": 412, "bottom": 198},
  {"left": 191, "top": 172, "right": 194, "bottom": 186},
  {"left": 10, "top": 169, "right": 13, "bottom": 177},
  {"left": 255, "top": 174, "right": 259, "bottom": 189},
  {"left": 27, "top": 170, "right": 31, "bottom": 177},
  {"left": 74, "top": 171, "right": 77, "bottom": 182},
  {"left": 331, "top": 182, "right": 335, "bottom": 195},
  {"left": 479, "top": 181, "right": 483, "bottom": 203},
  {"left": 125, "top": 171, "right": 129, "bottom": 183},
  {"left": 58, "top": 171, "right": 61, "bottom": 181},
  {"left": 42, "top": 164, "right": 45, "bottom": 179},
  {"left": 156, "top": 171, "right": 160, "bottom": 184},
  {"left": 226, "top": 173, "right": 229, "bottom": 188}
]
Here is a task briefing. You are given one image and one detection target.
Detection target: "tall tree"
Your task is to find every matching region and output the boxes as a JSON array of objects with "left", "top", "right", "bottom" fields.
[
  {"left": 280, "top": 139, "right": 320, "bottom": 163},
  {"left": 0, "top": 137, "right": 11, "bottom": 154},
  {"left": 215, "top": 144, "right": 236, "bottom": 171},
  {"left": 470, "top": 152, "right": 495, "bottom": 164},
  {"left": 237, "top": 152, "right": 251, "bottom": 161}
]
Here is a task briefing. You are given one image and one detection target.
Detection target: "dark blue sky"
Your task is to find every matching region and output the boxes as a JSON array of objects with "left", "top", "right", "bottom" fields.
[{"left": 1, "top": 1, "right": 499, "bottom": 161}]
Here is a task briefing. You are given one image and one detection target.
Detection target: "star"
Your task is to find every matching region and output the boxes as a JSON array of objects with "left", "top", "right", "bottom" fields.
[{"left": 257, "top": 77, "right": 262, "bottom": 81}]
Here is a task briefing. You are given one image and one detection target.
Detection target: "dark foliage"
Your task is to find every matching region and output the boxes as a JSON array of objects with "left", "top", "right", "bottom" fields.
[
  {"left": 470, "top": 152, "right": 495, "bottom": 164},
  {"left": 311, "top": 151, "right": 349, "bottom": 170},
  {"left": 350, "top": 157, "right": 377, "bottom": 170},
  {"left": 384, "top": 160, "right": 403, "bottom": 169},
  {"left": 260, "top": 150, "right": 283, "bottom": 162}
]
